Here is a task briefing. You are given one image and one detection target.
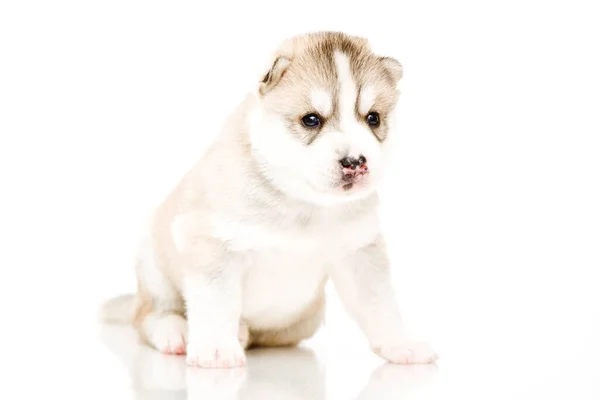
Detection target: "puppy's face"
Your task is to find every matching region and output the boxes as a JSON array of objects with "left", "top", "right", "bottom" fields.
[{"left": 248, "top": 33, "right": 403, "bottom": 205}]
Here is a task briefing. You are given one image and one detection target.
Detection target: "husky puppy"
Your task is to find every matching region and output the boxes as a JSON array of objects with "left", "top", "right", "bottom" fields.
[{"left": 101, "top": 31, "right": 438, "bottom": 368}]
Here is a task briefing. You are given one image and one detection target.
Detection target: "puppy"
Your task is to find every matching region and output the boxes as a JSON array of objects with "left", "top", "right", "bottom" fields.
[{"left": 100, "top": 31, "right": 437, "bottom": 368}]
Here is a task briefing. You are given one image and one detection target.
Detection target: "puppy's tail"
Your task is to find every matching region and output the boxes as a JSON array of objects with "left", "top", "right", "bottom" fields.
[{"left": 98, "top": 294, "right": 136, "bottom": 324}]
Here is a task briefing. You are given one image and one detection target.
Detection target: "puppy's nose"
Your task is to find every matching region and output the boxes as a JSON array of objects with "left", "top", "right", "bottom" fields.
[{"left": 339, "top": 155, "right": 367, "bottom": 170}]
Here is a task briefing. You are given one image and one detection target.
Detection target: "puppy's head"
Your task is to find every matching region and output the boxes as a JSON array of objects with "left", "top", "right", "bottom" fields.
[{"left": 248, "top": 32, "right": 403, "bottom": 205}]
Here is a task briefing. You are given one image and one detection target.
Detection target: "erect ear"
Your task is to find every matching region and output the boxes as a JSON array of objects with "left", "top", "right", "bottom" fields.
[
  {"left": 380, "top": 56, "right": 403, "bottom": 84},
  {"left": 259, "top": 56, "right": 291, "bottom": 95}
]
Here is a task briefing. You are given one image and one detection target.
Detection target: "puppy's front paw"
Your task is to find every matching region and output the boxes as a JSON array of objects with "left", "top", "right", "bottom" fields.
[
  {"left": 186, "top": 339, "right": 246, "bottom": 368},
  {"left": 373, "top": 342, "right": 438, "bottom": 365}
]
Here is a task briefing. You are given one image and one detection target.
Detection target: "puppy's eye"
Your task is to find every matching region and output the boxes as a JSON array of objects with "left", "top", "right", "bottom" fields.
[
  {"left": 366, "top": 112, "right": 380, "bottom": 127},
  {"left": 301, "top": 113, "right": 321, "bottom": 128}
]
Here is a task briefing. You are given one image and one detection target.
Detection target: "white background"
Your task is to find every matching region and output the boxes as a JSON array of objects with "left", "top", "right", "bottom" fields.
[{"left": 1, "top": 1, "right": 599, "bottom": 399}]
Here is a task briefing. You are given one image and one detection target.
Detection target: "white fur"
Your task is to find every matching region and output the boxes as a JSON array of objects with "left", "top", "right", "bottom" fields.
[
  {"left": 184, "top": 259, "right": 246, "bottom": 367},
  {"left": 334, "top": 51, "right": 358, "bottom": 130},
  {"left": 170, "top": 215, "right": 188, "bottom": 253},
  {"left": 207, "top": 198, "right": 381, "bottom": 328},
  {"left": 241, "top": 212, "right": 380, "bottom": 327},
  {"left": 311, "top": 89, "right": 333, "bottom": 117},
  {"left": 358, "top": 84, "right": 376, "bottom": 116},
  {"left": 136, "top": 235, "right": 180, "bottom": 309},
  {"left": 210, "top": 207, "right": 379, "bottom": 252},
  {"left": 142, "top": 314, "right": 188, "bottom": 354},
  {"left": 242, "top": 251, "right": 326, "bottom": 328},
  {"left": 248, "top": 106, "right": 346, "bottom": 205}
]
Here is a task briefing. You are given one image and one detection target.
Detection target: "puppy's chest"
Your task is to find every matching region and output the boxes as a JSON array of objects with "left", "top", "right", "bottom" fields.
[{"left": 215, "top": 211, "right": 379, "bottom": 254}]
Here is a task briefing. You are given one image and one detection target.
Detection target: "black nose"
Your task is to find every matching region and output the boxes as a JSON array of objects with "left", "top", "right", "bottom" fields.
[{"left": 339, "top": 155, "right": 367, "bottom": 169}]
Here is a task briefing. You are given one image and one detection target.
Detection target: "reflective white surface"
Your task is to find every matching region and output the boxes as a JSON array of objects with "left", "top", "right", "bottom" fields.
[
  {"left": 92, "top": 315, "right": 599, "bottom": 400},
  {"left": 97, "top": 324, "right": 439, "bottom": 400},
  {"left": 98, "top": 324, "right": 438, "bottom": 400}
]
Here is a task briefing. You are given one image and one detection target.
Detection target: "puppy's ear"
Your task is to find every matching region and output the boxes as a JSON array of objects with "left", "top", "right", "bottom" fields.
[
  {"left": 380, "top": 57, "right": 403, "bottom": 84},
  {"left": 259, "top": 56, "right": 291, "bottom": 95}
]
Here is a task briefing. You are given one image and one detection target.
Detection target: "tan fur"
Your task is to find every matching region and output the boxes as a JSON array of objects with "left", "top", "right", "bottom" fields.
[
  {"left": 260, "top": 31, "right": 402, "bottom": 143},
  {"left": 132, "top": 290, "right": 154, "bottom": 347}
]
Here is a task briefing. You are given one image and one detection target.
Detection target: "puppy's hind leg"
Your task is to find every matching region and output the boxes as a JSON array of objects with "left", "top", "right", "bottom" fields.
[
  {"left": 134, "top": 295, "right": 188, "bottom": 355},
  {"left": 133, "top": 239, "right": 188, "bottom": 355}
]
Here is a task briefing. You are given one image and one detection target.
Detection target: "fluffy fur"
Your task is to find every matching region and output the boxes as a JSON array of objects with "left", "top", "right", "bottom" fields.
[{"left": 100, "top": 31, "right": 437, "bottom": 368}]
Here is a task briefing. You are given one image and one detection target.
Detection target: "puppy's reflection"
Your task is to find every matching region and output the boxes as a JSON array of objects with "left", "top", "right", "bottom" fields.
[
  {"left": 356, "top": 363, "right": 438, "bottom": 400},
  {"left": 101, "top": 324, "right": 437, "bottom": 400},
  {"left": 101, "top": 324, "right": 323, "bottom": 400}
]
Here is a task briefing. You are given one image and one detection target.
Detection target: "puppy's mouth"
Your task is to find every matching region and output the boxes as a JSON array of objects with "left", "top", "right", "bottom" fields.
[
  {"left": 340, "top": 179, "right": 366, "bottom": 192},
  {"left": 339, "top": 169, "right": 369, "bottom": 192}
]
